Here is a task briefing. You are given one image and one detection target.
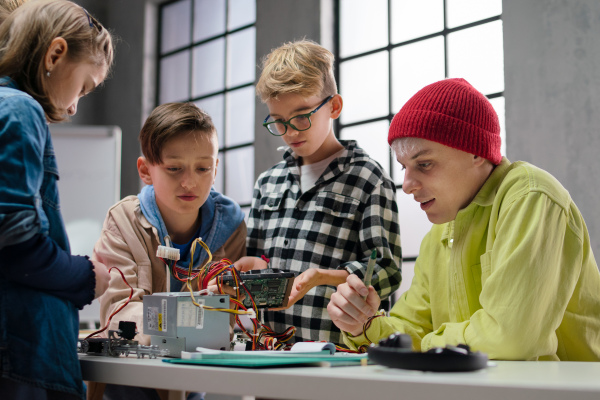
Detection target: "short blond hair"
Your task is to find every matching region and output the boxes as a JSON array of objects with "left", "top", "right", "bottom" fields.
[
  {"left": 256, "top": 39, "right": 337, "bottom": 102},
  {"left": 0, "top": 0, "right": 114, "bottom": 122}
]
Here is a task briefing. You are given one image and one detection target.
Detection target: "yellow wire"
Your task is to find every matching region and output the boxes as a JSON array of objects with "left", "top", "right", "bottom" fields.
[{"left": 184, "top": 237, "right": 253, "bottom": 316}]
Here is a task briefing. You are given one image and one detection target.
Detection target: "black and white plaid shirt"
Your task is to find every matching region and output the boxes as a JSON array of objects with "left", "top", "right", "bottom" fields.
[{"left": 247, "top": 140, "right": 402, "bottom": 344}]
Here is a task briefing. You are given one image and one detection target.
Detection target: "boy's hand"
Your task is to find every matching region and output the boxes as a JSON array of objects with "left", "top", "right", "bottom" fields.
[
  {"left": 270, "top": 269, "right": 322, "bottom": 310},
  {"left": 91, "top": 260, "right": 110, "bottom": 299},
  {"left": 233, "top": 256, "right": 268, "bottom": 272},
  {"left": 328, "top": 274, "right": 380, "bottom": 336}
]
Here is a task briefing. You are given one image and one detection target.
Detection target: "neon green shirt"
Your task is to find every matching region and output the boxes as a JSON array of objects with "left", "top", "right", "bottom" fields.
[{"left": 345, "top": 158, "right": 600, "bottom": 360}]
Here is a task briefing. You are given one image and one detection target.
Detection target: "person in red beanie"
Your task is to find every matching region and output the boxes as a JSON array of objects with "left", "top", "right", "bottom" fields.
[{"left": 328, "top": 78, "right": 600, "bottom": 361}]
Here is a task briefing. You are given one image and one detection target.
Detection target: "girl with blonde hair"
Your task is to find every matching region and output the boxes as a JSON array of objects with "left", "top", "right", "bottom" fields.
[{"left": 0, "top": 1, "right": 114, "bottom": 398}]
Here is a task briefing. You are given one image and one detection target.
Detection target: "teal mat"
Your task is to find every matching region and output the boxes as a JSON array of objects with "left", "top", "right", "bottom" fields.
[{"left": 162, "top": 353, "right": 368, "bottom": 368}]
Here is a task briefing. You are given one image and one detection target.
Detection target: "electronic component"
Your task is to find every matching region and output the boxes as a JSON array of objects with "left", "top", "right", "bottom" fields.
[
  {"left": 156, "top": 245, "right": 180, "bottom": 261},
  {"left": 143, "top": 292, "right": 231, "bottom": 357},
  {"left": 220, "top": 269, "right": 296, "bottom": 308},
  {"left": 78, "top": 321, "right": 167, "bottom": 358}
]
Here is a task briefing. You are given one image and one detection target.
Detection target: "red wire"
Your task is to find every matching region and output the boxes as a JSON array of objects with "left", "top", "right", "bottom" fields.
[{"left": 84, "top": 267, "right": 133, "bottom": 340}]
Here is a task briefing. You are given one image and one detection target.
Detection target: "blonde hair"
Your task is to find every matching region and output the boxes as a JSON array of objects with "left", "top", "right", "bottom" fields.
[
  {"left": 0, "top": 0, "right": 27, "bottom": 25},
  {"left": 139, "top": 102, "right": 217, "bottom": 165},
  {"left": 0, "top": 0, "right": 114, "bottom": 122},
  {"left": 390, "top": 137, "right": 424, "bottom": 161},
  {"left": 256, "top": 39, "right": 337, "bottom": 102}
]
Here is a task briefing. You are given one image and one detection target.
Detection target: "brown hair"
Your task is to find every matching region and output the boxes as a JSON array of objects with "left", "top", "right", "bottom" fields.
[
  {"left": 139, "top": 102, "right": 217, "bottom": 165},
  {"left": 256, "top": 39, "right": 337, "bottom": 102},
  {"left": 0, "top": 0, "right": 114, "bottom": 122}
]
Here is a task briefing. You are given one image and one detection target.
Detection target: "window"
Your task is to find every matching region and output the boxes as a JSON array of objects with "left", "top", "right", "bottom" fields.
[
  {"left": 157, "top": 0, "right": 256, "bottom": 216},
  {"left": 336, "top": 0, "right": 504, "bottom": 296}
]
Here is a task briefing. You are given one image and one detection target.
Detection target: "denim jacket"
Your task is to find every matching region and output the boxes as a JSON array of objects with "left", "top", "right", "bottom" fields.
[{"left": 0, "top": 77, "right": 93, "bottom": 399}]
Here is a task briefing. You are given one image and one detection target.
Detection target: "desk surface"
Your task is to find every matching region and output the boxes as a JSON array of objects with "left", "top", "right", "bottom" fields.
[{"left": 79, "top": 354, "right": 600, "bottom": 400}]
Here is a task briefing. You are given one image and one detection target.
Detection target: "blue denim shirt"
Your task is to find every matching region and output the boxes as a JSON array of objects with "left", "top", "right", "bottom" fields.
[{"left": 0, "top": 77, "right": 92, "bottom": 399}]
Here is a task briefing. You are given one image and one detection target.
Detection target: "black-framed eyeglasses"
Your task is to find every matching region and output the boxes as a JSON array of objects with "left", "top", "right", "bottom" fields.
[
  {"left": 263, "top": 95, "right": 334, "bottom": 136},
  {"left": 82, "top": 7, "right": 103, "bottom": 32}
]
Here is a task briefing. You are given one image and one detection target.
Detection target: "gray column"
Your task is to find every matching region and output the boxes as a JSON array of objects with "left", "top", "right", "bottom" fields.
[
  {"left": 253, "top": 0, "right": 326, "bottom": 179},
  {"left": 504, "top": 0, "right": 600, "bottom": 257}
]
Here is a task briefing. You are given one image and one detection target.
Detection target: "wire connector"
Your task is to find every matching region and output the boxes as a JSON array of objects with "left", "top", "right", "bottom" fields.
[{"left": 156, "top": 245, "right": 180, "bottom": 261}]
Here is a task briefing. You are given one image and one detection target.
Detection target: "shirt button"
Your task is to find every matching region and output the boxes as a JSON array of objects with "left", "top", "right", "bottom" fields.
[{"left": 284, "top": 240, "right": 289, "bottom": 246}]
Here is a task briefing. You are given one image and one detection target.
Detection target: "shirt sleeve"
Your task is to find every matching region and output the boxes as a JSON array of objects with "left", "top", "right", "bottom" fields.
[
  {"left": 0, "top": 94, "right": 48, "bottom": 236},
  {"left": 350, "top": 191, "right": 582, "bottom": 360},
  {"left": 93, "top": 214, "right": 151, "bottom": 345},
  {"left": 342, "top": 231, "right": 434, "bottom": 351},
  {"left": 420, "top": 191, "right": 582, "bottom": 360},
  {"left": 246, "top": 178, "right": 265, "bottom": 258},
  {"left": 222, "top": 221, "right": 247, "bottom": 262},
  {"left": 0, "top": 233, "right": 95, "bottom": 309},
  {"left": 340, "top": 179, "right": 402, "bottom": 300}
]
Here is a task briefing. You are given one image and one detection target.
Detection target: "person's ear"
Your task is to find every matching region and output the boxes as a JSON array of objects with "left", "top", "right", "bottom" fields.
[
  {"left": 329, "top": 94, "right": 343, "bottom": 120},
  {"left": 213, "top": 158, "right": 219, "bottom": 185},
  {"left": 137, "top": 157, "right": 153, "bottom": 185},
  {"left": 472, "top": 154, "right": 486, "bottom": 167},
  {"left": 44, "top": 37, "right": 68, "bottom": 73}
]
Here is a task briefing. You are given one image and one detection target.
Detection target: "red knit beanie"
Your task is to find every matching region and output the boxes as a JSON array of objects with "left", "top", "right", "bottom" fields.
[{"left": 388, "top": 78, "right": 502, "bottom": 165}]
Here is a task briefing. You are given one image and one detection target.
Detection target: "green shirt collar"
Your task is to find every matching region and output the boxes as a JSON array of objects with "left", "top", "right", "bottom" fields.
[
  {"left": 440, "top": 157, "right": 511, "bottom": 245},
  {"left": 471, "top": 157, "right": 512, "bottom": 207}
]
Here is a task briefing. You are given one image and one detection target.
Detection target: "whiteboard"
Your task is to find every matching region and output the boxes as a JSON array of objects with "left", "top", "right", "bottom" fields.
[{"left": 49, "top": 125, "right": 122, "bottom": 328}]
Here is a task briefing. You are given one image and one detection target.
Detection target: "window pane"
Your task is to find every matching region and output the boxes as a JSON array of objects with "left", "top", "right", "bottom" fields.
[
  {"left": 214, "top": 151, "right": 224, "bottom": 194},
  {"left": 393, "top": 260, "right": 414, "bottom": 301},
  {"left": 192, "top": 39, "right": 225, "bottom": 98},
  {"left": 340, "top": 121, "right": 391, "bottom": 175},
  {"left": 159, "top": 51, "right": 190, "bottom": 103},
  {"left": 396, "top": 189, "right": 432, "bottom": 258},
  {"left": 241, "top": 206, "right": 251, "bottom": 223},
  {"left": 392, "top": 148, "right": 404, "bottom": 185},
  {"left": 489, "top": 96, "right": 506, "bottom": 157},
  {"left": 226, "top": 86, "right": 255, "bottom": 147},
  {"left": 228, "top": 0, "right": 256, "bottom": 30},
  {"left": 195, "top": 95, "right": 225, "bottom": 147},
  {"left": 227, "top": 27, "right": 256, "bottom": 88},
  {"left": 446, "top": 0, "right": 502, "bottom": 29},
  {"left": 391, "top": 36, "right": 445, "bottom": 113},
  {"left": 340, "top": 0, "right": 388, "bottom": 58},
  {"left": 194, "top": 0, "right": 226, "bottom": 42},
  {"left": 161, "top": 0, "right": 191, "bottom": 54},
  {"left": 226, "top": 146, "right": 254, "bottom": 205},
  {"left": 391, "top": 0, "right": 444, "bottom": 43},
  {"left": 340, "top": 51, "right": 389, "bottom": 124},
  {"left": 447, "top": 20, "right": 504, "bottom": 94}
]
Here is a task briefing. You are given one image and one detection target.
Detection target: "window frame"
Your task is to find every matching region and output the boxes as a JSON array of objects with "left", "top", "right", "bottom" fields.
[
  {"left": 156, "top": 0, "right": 256, "bottom": 209},
  {"left": 334, "top": 0, "right": 504, "bottom": 266}
]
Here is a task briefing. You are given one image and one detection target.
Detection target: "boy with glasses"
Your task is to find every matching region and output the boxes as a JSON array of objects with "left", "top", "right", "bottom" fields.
[
  {"left": 328, "top": 78, "right": 600, "bottom": 360},
  {"left": 238, "top": 40, "right": 402, "bottom": 345}
]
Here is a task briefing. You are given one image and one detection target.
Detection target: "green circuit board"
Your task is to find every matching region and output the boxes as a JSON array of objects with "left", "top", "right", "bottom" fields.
[{"left": 221, "top": 270, "right": 295, "bottom": 308}]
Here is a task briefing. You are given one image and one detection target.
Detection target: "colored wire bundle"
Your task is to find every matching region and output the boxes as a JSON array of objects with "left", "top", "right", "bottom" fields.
[
  {"left": 356, "top": 312, "right": 385, "bottom": 353},
  {"left": 113, "top": 236, "right": 297, "bottom": 351}
]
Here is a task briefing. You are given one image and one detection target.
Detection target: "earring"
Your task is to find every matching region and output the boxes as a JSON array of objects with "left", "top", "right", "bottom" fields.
[{"left": 46, "top": 71, "right": 51, "bottom": 77}]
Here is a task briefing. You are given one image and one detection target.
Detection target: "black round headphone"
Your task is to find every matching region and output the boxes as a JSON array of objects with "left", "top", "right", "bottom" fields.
[{"left": 367, "top": 333, "right": 488, "bottom": 372}]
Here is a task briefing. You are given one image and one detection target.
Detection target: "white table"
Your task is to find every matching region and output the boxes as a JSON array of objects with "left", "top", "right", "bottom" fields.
[{"left": 79, "top": 354, "right": 600, "bottom": 400}]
